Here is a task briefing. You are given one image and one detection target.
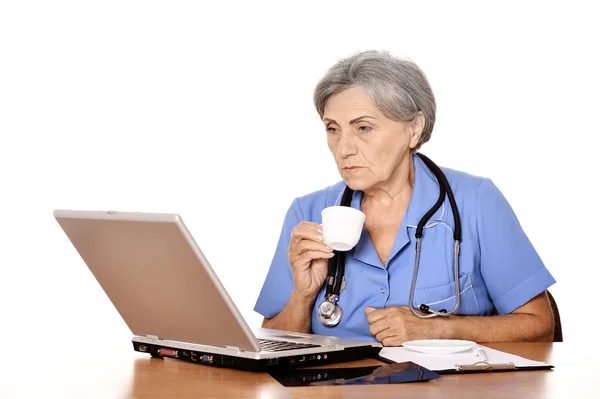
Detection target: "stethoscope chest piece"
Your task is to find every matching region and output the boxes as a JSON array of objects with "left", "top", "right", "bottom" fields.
[{"left": 318, "top": 294, "right": 343, "bottom": 327}]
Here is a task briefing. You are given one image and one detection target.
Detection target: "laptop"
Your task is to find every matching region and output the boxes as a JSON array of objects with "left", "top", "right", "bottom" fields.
[{"left": 53, "top": 210, "right": 381, "bottom": 371}]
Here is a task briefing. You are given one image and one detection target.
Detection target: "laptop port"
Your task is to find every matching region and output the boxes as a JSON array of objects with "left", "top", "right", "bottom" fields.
[
  {"left": 158, "top": 349, "right": 178, "bottom": 358},
  {"left": 200, "top": 355, "right": 213, "bottom": 364},
  {"left": 138, "top": 344, "right": 147, "bottom": 352}
]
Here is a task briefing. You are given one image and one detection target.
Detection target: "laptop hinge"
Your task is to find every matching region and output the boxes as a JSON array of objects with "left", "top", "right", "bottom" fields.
[{"left": 145, "top": 334, "right": 161, "bottom": 340}]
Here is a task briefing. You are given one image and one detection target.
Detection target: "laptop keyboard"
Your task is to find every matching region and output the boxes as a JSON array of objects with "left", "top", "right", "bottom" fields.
[{"left": 257, "top": 338, "right": 320, "bottom": 352}]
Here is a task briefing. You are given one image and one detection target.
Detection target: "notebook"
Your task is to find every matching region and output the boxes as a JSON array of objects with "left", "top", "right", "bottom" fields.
[{"left": 378, "top": 345, "right": 553, "bottom": 374}]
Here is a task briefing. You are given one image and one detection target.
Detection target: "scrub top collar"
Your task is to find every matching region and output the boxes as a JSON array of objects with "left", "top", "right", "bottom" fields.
[{"left": 334, "top": 154, "right": 444, "bottom": 269}]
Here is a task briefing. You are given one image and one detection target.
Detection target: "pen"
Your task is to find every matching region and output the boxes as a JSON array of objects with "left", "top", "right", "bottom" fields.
[{"left": 474, "top": 346, "right": 488, "bottom": 363}]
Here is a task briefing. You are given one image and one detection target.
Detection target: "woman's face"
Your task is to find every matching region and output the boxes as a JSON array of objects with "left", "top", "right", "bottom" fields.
[{"left": 323, "top": 86, "right": 422, "bottom": 192}]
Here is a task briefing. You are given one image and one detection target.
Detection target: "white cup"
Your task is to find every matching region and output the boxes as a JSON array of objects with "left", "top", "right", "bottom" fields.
[{"left": 321, "top": 206, "right": 366, "bottom": 251}]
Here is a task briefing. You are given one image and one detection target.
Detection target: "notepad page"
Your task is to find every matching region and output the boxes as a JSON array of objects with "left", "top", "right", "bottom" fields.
[{"left": 379, "top": 346, "right": 550, "bottom": 371}]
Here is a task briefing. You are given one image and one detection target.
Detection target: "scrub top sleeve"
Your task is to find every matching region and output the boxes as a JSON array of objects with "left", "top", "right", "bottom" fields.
[
  {"left": 477, "top": 178, "right": 556, "bottom": 315},
  {"left": 253, "top": 198, "right": 303, "bottom": 319}
]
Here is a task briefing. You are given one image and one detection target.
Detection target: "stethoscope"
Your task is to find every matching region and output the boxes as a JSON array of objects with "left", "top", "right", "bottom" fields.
[{"left": 318, "top": 153, "right": 462, "bottom": 327}]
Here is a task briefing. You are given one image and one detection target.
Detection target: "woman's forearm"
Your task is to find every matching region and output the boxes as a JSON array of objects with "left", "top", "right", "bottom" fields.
[
  {"left": 366, "top": 296, "right": 554, "bottom": 346},
  {"left": 436, "top": 292, "right": 555, "bottom": 343},
  {"left": 430, "top": 302, "right": 554, "bottom": 342},
  {"left": 436, "top": 313, "right": 554, "bottom": 343},
  {"left": 261, "top": 290, "right": 316, "bottom": 333}
]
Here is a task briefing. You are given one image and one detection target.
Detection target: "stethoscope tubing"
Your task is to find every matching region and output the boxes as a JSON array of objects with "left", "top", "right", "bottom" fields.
[{"left": 319, "top": 153, "right": 463, "bottom": 326}]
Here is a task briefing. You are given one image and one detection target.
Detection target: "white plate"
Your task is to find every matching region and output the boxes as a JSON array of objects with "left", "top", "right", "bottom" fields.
[{"left": 402, "top": 339, "right": 477, "bottom": 354}]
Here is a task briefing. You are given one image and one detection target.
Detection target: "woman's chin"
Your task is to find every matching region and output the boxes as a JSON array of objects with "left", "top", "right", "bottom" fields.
[{"left": 341, "top": 175, "right": 370, "bottom": 191}]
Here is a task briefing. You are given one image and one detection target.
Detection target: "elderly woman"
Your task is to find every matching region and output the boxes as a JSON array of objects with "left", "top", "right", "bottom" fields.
[{"left": 254, "top": 50, "right": 556, "bottom": 345}]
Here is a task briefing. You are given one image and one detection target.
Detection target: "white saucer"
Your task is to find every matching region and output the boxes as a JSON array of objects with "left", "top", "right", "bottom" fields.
[{"left": 402, "top": 339, "right": 477, "bottom": 354}]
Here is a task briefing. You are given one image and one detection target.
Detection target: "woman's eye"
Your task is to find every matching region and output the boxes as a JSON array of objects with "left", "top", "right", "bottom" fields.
[
  {"left": 358, "top": 125, "right": 372, "bottom": 132},
  {"left": 326, "top": 127, "right": 338, "bottom": 133}
]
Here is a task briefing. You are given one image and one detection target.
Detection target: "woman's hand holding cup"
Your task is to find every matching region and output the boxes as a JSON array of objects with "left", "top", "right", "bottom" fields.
[
  {"left": 288, "top": 206, "right": 366, "bottom": 303},
  {"left": 288, "top": 222, "right": 334, "bottom": 301}
]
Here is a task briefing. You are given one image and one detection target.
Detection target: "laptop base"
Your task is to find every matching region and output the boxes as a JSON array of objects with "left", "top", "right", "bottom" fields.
[{"left": 133, "top": 341, "right": 382, "bottom": 372}]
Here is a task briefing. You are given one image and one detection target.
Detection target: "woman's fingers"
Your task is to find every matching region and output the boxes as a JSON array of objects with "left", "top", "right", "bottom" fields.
[
  {"left": 292, "top": 239, "right": 332, "bottom": 257},
  {"left": 291, "top": 222, "right": 323, "bottom": 243},
  {"left": 289, "top": 222, "right": 332, "bottom": 264},
  {"left": 296, "top": 251, "right": 334, "bottom": 267}
]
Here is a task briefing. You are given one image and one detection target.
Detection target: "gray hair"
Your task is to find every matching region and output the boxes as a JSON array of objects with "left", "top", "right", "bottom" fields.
[{"left": 313, "top": 50, "right": 436, "bottom": 150}]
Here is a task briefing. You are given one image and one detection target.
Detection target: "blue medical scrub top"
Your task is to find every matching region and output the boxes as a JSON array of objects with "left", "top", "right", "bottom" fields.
[{"left": 254, "top": 154, "right": 556, "bottom": 341}]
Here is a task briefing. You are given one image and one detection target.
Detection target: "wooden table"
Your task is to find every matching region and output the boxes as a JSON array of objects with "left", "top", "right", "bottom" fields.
[{"left": 1, "top": 342, "right": 598, "bottom": 398}]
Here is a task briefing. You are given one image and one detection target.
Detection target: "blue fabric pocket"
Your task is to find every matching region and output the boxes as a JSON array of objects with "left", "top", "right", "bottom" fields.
[{"left": 413, "top": 272, "right": 481, "bottom": 315}]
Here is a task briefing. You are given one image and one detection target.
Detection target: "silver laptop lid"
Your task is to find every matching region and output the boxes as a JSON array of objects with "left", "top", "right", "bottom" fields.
[{"left": 54, "top": 210, "right": 261, "bottom": 352}]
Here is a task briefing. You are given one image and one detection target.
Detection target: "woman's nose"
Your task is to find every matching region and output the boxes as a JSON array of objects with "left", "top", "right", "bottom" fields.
[{"left": 338, "top": 132, "right": 358, "bottom": 157}]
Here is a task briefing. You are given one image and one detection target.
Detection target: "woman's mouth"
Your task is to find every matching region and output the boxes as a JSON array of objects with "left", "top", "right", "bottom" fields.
[{"left": 342, "top": 166, "right": 364, "bottom": 172}]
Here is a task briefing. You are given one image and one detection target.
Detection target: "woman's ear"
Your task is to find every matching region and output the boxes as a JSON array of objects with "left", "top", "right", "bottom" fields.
[{"left": 409, "top": 112, "right": 425, "bottom": 150}]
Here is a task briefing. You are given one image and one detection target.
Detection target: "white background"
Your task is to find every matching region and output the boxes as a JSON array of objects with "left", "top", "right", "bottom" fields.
[{"left": 1, "top": 0, "right": 598, "bottom": 383}]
